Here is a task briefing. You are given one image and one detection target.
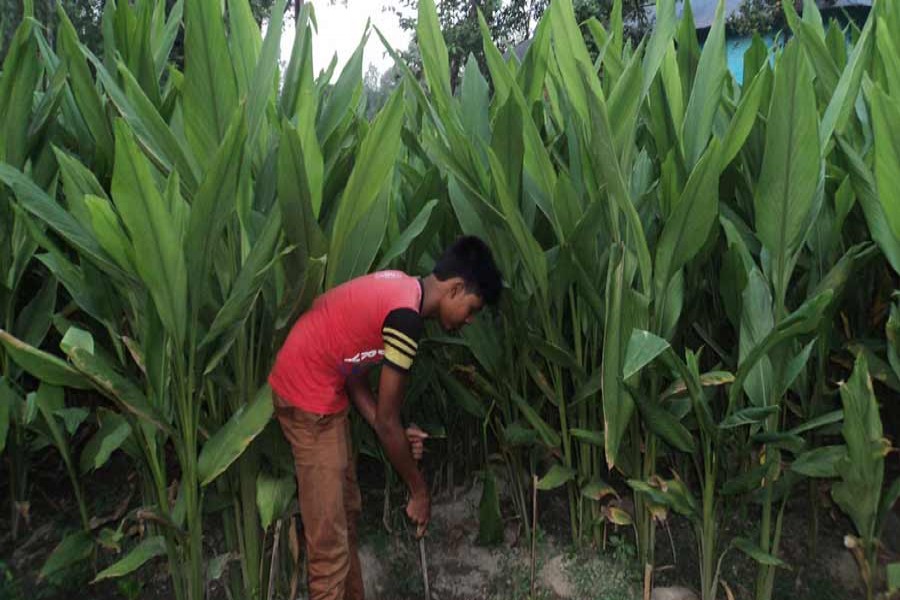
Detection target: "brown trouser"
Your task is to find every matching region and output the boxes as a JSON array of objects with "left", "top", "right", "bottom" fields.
[{"left": 275, "top": 396, "right": 364, "bottom": 600}]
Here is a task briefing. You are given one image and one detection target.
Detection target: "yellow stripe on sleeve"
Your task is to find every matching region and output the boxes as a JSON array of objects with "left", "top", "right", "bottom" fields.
[
  {"left": 382, "top": 327, "right": 418, "bottom": 350},
  {"left": 383, "top": 333, "right": 417, "bottom": 357},
  {"left": 384, "top": 346, "right": 414, "bottom": 370}
]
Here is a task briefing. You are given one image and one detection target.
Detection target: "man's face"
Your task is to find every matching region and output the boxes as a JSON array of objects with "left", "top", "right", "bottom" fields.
[{"left": 438, "top": 281, "right": 484, "bottom": 333}]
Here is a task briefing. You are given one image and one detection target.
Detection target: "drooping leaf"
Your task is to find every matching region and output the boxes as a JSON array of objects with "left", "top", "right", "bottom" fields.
[
  {"left": 537, "top": 464, "right": 576, "bottom": 491},
  {"left": 0, "top": 329, "right": 90, "bottom": 389},
  {"left": 198, "top": 386, "right": 274, "bottom": 486},
  {"left": 623, "top": 330, "right": 670, "bottom": 380},
  {"left": 732, "top": 537, "right": 785, "bottom": 567},
  {"left": 92, "top": 536, "right": 166, "bottom": 582},
  {"left": 256, "top": 472, "right": 295, "bottom": 530},
  {"left": 40, "top": 531, "right": 93, "bottom": 580},
  {"left": 791, "top": 445, "right": 846, "bottom": 478}
]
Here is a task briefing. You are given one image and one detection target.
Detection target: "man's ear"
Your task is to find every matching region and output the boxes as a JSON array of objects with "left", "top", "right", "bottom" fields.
[{"left": 451, "top": 278, "right": 466, "bottom": 297}]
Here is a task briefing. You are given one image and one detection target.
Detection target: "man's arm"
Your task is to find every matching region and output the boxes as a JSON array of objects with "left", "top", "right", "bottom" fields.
[
  {"left": 346, "top": 371, "right": 377, "bottom": 429},
  {"left": 372, "top": 366, "right": 427, "bottom": 498}
]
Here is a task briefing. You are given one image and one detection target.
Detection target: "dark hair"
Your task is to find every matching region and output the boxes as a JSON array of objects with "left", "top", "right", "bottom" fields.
[{"left": 432, "top": 236, "right": 502, "bottom": 305}]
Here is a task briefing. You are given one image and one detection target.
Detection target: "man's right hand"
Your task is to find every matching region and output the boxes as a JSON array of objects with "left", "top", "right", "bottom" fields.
[{"left": 406, "top": 488, "right": 431, "bottom": 537}]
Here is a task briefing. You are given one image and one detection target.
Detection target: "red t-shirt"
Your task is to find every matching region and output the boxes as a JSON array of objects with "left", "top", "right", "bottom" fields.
[{"left": 269, "top": 271, "right": 425, "bottom": 414}]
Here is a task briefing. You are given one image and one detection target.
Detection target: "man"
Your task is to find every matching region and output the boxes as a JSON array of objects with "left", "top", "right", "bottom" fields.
[{"left": 269, "top": 236, "right": 502, "bottom": 600}]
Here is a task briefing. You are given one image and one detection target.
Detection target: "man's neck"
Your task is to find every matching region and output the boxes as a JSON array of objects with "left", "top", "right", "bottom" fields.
[{"left": 420, "top": 274, "right": 441, "bottom": 319}]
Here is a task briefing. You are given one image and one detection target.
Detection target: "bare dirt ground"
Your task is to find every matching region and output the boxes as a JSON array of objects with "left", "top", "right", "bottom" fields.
[
  {"left": 352, "top": 482, "right": 868, "bottom": 600},
  {"left": 0, "top": 454, "right": 877, "bottom": 600}
]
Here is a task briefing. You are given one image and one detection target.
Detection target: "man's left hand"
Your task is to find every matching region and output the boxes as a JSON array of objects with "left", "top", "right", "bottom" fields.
[{"left": 405, "top": 424, "right": 429, "bottom": 461}]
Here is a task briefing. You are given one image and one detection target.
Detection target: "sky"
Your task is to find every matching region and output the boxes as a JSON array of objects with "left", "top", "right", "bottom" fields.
[{"left": 278, "top": 1, "right": 413, "bottom": 80}]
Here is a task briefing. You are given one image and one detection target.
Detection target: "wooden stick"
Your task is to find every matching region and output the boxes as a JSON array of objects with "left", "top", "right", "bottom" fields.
[
  {"left": 419, "top": 533, "right": 430, "bottom": 599},
  {"left": 530, "top": 474, "right": 538, "bottom": 599},
  {"left": 267, "top": 520, "right": 283, "bottom": 600},
  {"left": 643, "top": 562, "right": 652, "bottom": 600}
]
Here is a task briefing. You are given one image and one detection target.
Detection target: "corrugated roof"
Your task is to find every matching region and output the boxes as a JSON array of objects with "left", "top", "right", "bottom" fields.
[{"left": 674, "top": 0, "right": 872, "bottom": 29}]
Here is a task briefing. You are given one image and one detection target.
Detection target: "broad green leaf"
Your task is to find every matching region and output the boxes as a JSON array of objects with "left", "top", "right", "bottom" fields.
[
  {"left": 654, "top": 139, "right": 721, "bottom": 299},
  {"left": 256, "top": 472, "right": 295, "bottom": 530},
  {"left": 227, "top": 0, "right": 262, "bottom": 98},
  {"left": 680, "top": 0, "right": 727, "bottom": 169},
  {"left": 60, "top": 328, "right": 172, "bottom": 434},
  {"left": 511, "top": 391, "right": 561, "bottom": 449},
  {"left": 245, "top": 0, "right": 286, "bottom": 150},
  {"left": 40, "top": 531, "right": 93, "bottom": 580},
  {"left": 460, "top": 54, "right": 490, "bottom": 144},
  {"left": 183, "top": 0, "right": 238, "bottom": 167},
  {"left": 819, "top": 15, "right": 872, "bottom": 149},
  {"left": 111, "top": 121, "right": 188, "bottom": 346},
  {"left": 317, "top": 38, "right": 365, "bottom": 146},
  {"left": 788, "top": 410, "right": 844, "bottom": 436},
  {"left": 602, "top": 247, "right": 635, "bottom": 468},
  {"left": 0, "top": 20, "right": 40, "bottom": 169},
  {"left": 877, "top": 19, "right": 900, "bottom": 97},
  {"left": 328, "top": 183, "right": 390, "bottom": 287},
  {"left": 185, "top": 109, "right": 246, "bottom": 302},
  {"left": 730, "top": 290, "right": 833, "bottom": 411},
  {"left": 570, "top": 428, "right": 604, "bottom": 447},
  {"left": 13, "top": 275, "right": 56, "bottom": 347},
  {"left": 719, "top": 406, "right": 779, "bottom": 429},
  {"left": 634, "top": 394, "right": 696, "bottom": 453},
  {"left": 783, "top": 0, "right": 838, "bottom": 97},
  {"left": 488, "top": 148, "right": 548, "bottom": 296},
  {"left": 791, "top": 445, "right": 846, "bottom": 478},
  {"left": 93, "top": 536, "right": 166, "bottom": 582},
  {"left": 198, "top": 386, "right": 274, "bottom": 486},
  {"left": 871, "top": 84, "right": 900, "bottom": 240},
  {"left": 56, "top": 7, "right": 114, "bottom": 173},
  {"left": 640, "top": 0, "right": 676, "bottom": 98},
  {"left": 201, "top": 208, "right": 283, "bottom": 371},
  {"left": 80, "top": 412, "right": 132, "bottom": 473},
  {"left": 732, "top": 536, "right": 785, "bottom": 567},
  {"left": 417, "top": 0, "right": 453, "bottom": 120},
  {"left": 832, "top": 354, "right": 885, "bottom": 543},
  {"left": 326, "top": 92, "right": 404, "bottom": 289},
  {"left": 720, "top": 65, "right": 767, "bottom": 168},
  {"left": 623, "top": 329, "right": 670, "bottom": 380},
  {"left": 537, "top": 464, "right": 576, "bottom": 491},
  {"left": 491, "top": 94, "right": 524, "bottom": 206},
  {"left": 154, "top": 0, "right": 182, "bottom": 78},
  {"left": 754, "top": 41, "right": 821, "bottom": 273},
  {"left": 376, "top": 199, "right": 439, "bottom": 270},
  {"left": 84, "top": 194, "right": 135, "bottom": 275},
  {"left": 838, "top": 137, "right": 900, "bottom": 274},
  {"left": 528, "top": 334, "right": 582, "bottom": 375},
  {"left": 0, "top": 329, "right": 90, "bottom": 389},
  {"left": 277, "top": 117, "right": 326, "bottom": 280},
  {"left": 89, "top": 55, "right": 200, "bottom": 192},
  {"left": 549, "top": 0, "right": 602, "bottom": 123},
  {"left": 0, "top": 163, "right": 126, "bottom": 279}
]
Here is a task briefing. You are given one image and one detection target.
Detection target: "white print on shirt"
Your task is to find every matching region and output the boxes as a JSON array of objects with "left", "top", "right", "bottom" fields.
[
  {"left": 343, "top": 349, "right": 385, "bottom": 363},
  {"left": 374, "top": 272, "right": 402, "bottom": 279}
]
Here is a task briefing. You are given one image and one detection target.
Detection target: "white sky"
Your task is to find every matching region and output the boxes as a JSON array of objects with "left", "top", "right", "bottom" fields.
[{"left": 278, "top": 1, "right": 413, "bottom": 79}]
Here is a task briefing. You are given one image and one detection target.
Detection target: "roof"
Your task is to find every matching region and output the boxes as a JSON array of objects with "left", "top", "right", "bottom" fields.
[{"left": 681, "top": 0, "right": 873, "bottom": 29}]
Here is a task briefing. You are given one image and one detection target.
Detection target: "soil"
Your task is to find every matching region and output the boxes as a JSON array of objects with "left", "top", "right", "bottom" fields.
[{"left": 0, "top": 449, "right": 882, "bottom": 600}]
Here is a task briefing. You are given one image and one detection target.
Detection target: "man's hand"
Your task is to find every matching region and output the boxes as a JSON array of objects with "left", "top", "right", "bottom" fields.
[
  {"left": 405, "top": 423, "right": 429, "bottom": 461},
  {"left": 406, "top": 488, "right": 431, "bottom": 537}
]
